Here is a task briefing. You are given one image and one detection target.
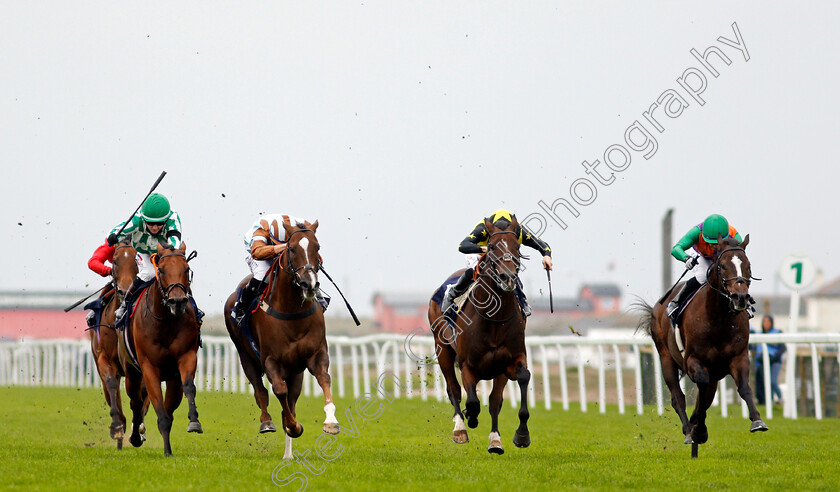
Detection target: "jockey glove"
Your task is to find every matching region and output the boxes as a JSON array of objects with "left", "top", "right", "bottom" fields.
[{"left": 107, "top": 233, "right": 118, "bottom": 246}]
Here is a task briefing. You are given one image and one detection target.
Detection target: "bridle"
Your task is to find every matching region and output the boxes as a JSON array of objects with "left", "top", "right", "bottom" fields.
[
  {"left": 706, "top": 246, "right": 760, "bottom": 309},
  {"left": 146, "top": 250, "right": 197, "bottom": 319},
  {"left": 281, "top": 228, "right": 320, "bottom": 291},
  {"left": 473, "top": 230, "right": 523, "bottom": 323}
]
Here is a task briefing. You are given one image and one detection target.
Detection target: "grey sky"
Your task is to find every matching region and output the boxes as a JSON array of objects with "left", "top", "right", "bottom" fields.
[{"left": 2, "top": 3, "right": 838, "bottom": 317}]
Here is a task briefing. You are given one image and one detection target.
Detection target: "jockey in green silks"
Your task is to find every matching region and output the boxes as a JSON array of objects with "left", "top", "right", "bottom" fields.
[{"left": 666, "top": 213, "right": 752, "bottom": 322}]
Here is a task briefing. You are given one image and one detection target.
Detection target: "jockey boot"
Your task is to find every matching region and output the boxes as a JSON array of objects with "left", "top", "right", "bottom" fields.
[
  {"left": 515, "top": 284, "right": 531, "bottom": 317},
  {"left": 115, "top": 277, "right": 144, "bottom": 321},
  {"left": 316, "top": 289, "right": 330, "bottom": 313},
  {"left": 441, "top": 269, "right": 474, "bottom": 318},
  {"left": 234, "top": 277, "right": 265, "bottom": 326},
  {"left": 666, "top": 277, "right": 701, "bottom": 323}
]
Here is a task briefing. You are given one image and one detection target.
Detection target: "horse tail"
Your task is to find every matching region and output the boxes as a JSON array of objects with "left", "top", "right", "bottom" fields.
[{"left": 630, "top": 296, "right": 656, "bottom": 338}]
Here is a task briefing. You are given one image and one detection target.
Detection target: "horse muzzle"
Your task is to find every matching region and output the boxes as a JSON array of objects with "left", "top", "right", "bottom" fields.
[
  {"left": 166, "top": 297, "right": 189, "bottom": 317},
  {"left": 729, "top": 292, "right": 750, "bottom": 312}
]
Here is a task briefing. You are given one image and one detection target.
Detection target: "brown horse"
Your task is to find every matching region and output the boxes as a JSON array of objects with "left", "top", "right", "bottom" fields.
[
  {"left": 429, "top": 216, "right": 530, "bottom": 455},
  {"left": 638, "top": 235, "right": 767, "bottom": 450},
  {"left": 224, "top": 219, "right": 339, "bottom": 460},
  {"left": 88, "top": 242, "right": 138, "bottom": 448},
  {"left": 120, "top": 242, "right": 202, "bottom": 456}
]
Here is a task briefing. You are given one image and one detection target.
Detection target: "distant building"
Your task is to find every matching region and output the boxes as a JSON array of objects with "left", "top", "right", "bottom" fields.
[
  {"left": 0, "top": 290, "right": 91, "bottom": 340},
  {"left": 578, "top": 283, "right": 622, "bottom": 315},
  {"left": 371, "top": 292, "right": 429, "bottom": 334}
]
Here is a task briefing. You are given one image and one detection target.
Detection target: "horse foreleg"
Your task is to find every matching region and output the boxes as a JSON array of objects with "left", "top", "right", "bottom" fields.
[
  {"left": 510, "top": 359, "right": 531, "bottom": 448},
  {"left": 309, "top": 352, "right": 339, "bottom": 435},
  {"left": 142, "top": 366, "right": 172, "bottom": 457},
  {"left": 265, "top": 358, "right": 302, "bottom": 438},
  {"left": 235, "top": 347, "right": 274, "bottom": 433},
  {"left": 730, "top": 353, "right": 768, "bottom": 433},
  {"left": 689, "top": 381, "right": 717, "bottom": 445},
  {"left": 178, "top": 351, "right": 202, "bottom": 433},
  {"left": 487, "top": 375, "right": 506, "bottom": 454},
  {"left": 460, "top": 366, "right": 481, "bottom": 429},
  {"left": 104, "top": 374, "right": 125, "bottom": 442}
]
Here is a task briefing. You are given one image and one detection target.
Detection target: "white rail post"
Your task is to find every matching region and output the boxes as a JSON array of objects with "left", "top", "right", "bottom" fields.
[
  {"left": 762, "top": 345, "right": 772, "bottom": 420},
  {"left": 392, "top": 339, "right": 401, "bottom": 398},
  {"left": 361, "top": 343, "right": 371, "bottom": 394},
  {"left": 433, "top": 361, "right": 444, "bottom": 402},
  {"left": 418, "top": 344, "right": 427, "bottom": 401},
  {"left": 719, "top": 376, "right": 728, "bottom": 417},
  {"left": 558, "top": 344, "right": 569, "bottom": 411},
  {"left": 634, "top": 345, "right": 643, "bottom": 415},
  {"left": 811, "top": 343, "right": 822, "bottom": 420},
  {"left": 540, "top": 344, "right": 551, "bottom": 411},
  {"left": 507, "top": 379, "right": 517, "bottom": 408},
  {"left": 577, "top": 345, "right": 587, "bottom": 412},
  {"left": 351, "top": 344, "right": 360, "bottom": 398},
  {"left": 613, "top": 344, "right": 624, "bottom": 415},
  {"left": 336, "top": 342, "right": 345, "bottom": 398},
  {"left": 480, "top": 379, "right": 489, "bottom": 406},
  {"left": 597, "top": 345, "right": 606, "bottom": 414}
]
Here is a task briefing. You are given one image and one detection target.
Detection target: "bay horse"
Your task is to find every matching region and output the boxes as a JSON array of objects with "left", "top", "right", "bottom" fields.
[
  {"left": 88, "top": 242, "right": 138, "bottom": 448},
  {"left": 429, "top": 216, "right": 530, "bottom": 455},
  {"left": 224, "top": 219, "right": 339, "bottom": 460},
  {"left": 120, "top": 242, "right": 202, "bottom": 456},
  {"left": 637, "top": 235, "right": 767, "bottom": 451}
]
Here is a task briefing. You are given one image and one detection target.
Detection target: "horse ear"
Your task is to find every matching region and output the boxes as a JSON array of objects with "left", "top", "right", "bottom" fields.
[
  {"left": 310, "top": 220, "right": 319, "bottom": 233},
  {"left": 484, "top": 218, "right": 496, "bottom": 233},
  {"left": 717, "top": 233, "right": 724, "bottom": 244},
  {"left": 740, "top": 234, "right": 749, "bottom": 249},
  {"left": 179, "top": 242, "right": 187, "bottom": 252},
  {"left": 282, "top": 220, "right": 294, "bottom": 239},
  {"left": 157, "top": 242, "right": 165, "bottom": 255},
  {"left": 510, "top": 214, "right": 519, "bottom": 230}
]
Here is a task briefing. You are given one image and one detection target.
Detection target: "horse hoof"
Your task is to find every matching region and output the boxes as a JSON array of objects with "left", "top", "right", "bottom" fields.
[
  {"left": 684, "top": 435, "right": 694, "bottom": 445},
  {"left": 691, "top": 428, "right": 708, "bottom": 445},
  {"left": 488, "top": 443, "right": 504, "bottom": 455},
  {"left": 285, "top": 423, "right": 304, "bottom": 438},
  {"left": 513, "top": 430, "right": 531, "bottom": 448},
  {"left": 323, "top": 423, "right": 340, "bottom": 435},
  {"left": 260, "top": 421, "right": 277, "bottom": 433},
  {"left": 452, "top": 430, "right": 469, "bottom": 444},
  {"left": 187, "top": 421, "right": 203, "bottom": 434},
  {"left": 110, "top": 424, "right": 125, "bottom": 440},
  {"left": 129, "top": 434, "right": 144, "bottom": 448},
  {"left": 750, "top": 420, "right": 769, "bottom": 433}
]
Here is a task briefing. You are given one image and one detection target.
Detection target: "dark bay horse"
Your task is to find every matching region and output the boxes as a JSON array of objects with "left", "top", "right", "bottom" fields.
[
  {"left": 429, "top": 216, "right": 530, "bottom": 455},
  {"left": 638, "top": 235, "right": 767, "bottom": 450},
  {"left": 120, "top": 242, "right": 202, "bottom": 456},
  {"left": 224, "top": 220, "right": 339, "bottom": 460},
  {"left": 89, "top": 242, "right": 138, "bottom": 448}
]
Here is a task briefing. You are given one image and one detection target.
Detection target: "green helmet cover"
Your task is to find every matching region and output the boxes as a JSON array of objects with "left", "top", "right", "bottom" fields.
[
  {"left": 701, "top": 214, "right": 729, "bottom": 244},
  {"left": 140, "top": 193, "right": 171, "bottom": 222}
]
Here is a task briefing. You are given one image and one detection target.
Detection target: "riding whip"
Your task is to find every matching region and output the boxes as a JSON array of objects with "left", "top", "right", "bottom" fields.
[
  {"left": 319, "top": 265, "right": 360, "bottom": 326},
  {"left": 64, "top": 285, "right": 106, "bottom": 312},
  {"left": 112, "top": 170, "right": 167, "bottom": 239},
  {"left": 657, "top": 266, "right": 691, "bottom": 305},
  {"left": 546, "top": 267, "right": 554, "bottom": 313}
]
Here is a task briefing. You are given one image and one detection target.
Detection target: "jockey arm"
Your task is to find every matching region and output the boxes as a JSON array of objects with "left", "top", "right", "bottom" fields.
[
  {"left": 88, "top": 242, "right": 115, "bottom": 277},
  {"left": 671, "top": 225, "right": 743, "bottom": 261},
  {"left": 457, "top": 223, "right": 488, "bottom": 255},
  {"left": 249, "top": 228, "right": 287, "bottom": 260}
]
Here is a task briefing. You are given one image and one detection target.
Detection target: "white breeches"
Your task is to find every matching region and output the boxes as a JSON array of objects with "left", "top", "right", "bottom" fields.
[
  {"left": 465, "top": 253, "right": 481, "bottom": 269},
  {"left": 136, "top": 253, "right": 155, "bottom": 282},
  {"left": 690, "top": 252, "right": 713, "bottom": 284},
  {"left": 246, "top": 251, "right": 273, "bottom": 282}
]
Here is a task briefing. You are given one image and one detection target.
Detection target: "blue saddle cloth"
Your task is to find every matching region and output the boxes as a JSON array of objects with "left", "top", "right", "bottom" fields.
[{"left": 432, "top": 274, "right": 463, "bottom": 308}]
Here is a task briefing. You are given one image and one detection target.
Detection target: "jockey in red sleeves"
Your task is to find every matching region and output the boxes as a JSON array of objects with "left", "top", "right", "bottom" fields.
[{"left": 88, "top": 242, "right": 116, "bottom": 277}]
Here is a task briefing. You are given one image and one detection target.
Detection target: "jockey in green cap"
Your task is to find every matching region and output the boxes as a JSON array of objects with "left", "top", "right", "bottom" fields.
[
  {"left": 105, "top": 192, "right": 184, "bottom": 319},
  {"left": 440, "top": 209, "right": 553, "bottom": 318},
  {"left": 666, "top": 214, "right": 750, "bottom": 322}
]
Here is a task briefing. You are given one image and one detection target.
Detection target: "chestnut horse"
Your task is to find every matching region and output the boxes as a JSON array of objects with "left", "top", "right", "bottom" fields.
[
  {"left": 88, "top": 242, "right": 138, "bottom": 448},
  {"left": 120, "top": 242, "right": 202, "bottom": 456},
  {"left": 429, "top": 217, "right": 530, "bottom": 455},
  {"left": 637, "top": 235, "right": 767, "bottom": 451},
  {"left": 224, "top": 219, "right": 339, "bottom": 460}
]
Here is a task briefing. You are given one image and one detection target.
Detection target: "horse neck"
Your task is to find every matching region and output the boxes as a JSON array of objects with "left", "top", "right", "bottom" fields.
[
  {"left": 471, "top": 276, "right": 519, "bottom": 322},
  {"left": 269, "top": 269, "right": 314, "bottom": 312},
  {"left": 704, "top": 275, "right": 737, "bottom": 325}
]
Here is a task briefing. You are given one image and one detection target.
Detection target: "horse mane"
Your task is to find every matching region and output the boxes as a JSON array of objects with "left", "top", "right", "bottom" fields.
[{"left": 158, "top": 242, "right": 175, "bottom": 251}]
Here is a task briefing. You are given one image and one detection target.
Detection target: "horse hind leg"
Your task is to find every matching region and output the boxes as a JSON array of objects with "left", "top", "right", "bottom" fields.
[
  {"left": 437, "top": 341, "right": 468, "bottom": 443},
  {"left": 265, "top": 359, "right": 302, "bottom": 438},
  {"left": 659, "top": 353, "right": 691, "bottom": 443},
  {"left": 689, "top": 381, "right": 718, "bottom": 445},
  {"left": 124, "top": 368, "right": 146, "bottom": 448},
  {"left": 236, "top": 343, "right": 275, "bottom": 433},
  {"left": 104, "top": 375, "right": 125, "bottom": 441}
]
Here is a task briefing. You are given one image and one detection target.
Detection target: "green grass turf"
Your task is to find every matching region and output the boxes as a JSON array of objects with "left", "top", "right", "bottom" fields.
[{"left": 3, "top": 386, "right": 839, "bottom": 491}]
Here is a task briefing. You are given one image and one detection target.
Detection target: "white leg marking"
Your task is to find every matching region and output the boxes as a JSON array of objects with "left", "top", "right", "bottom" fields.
[
  {"left": 324, "top": 402, "right": 338, "bottom": 424},
  {"left": 283, "top": 433, "right": 293, "bottom": 460},
  {"left": 731, "top": 256, "right": 743, "bottom": 277},
  {"left": 489, "top": 431, "right": 501, "bottom": 443},
  {"left": 453, "top": 414, "right": 466, "bottom": 432}
]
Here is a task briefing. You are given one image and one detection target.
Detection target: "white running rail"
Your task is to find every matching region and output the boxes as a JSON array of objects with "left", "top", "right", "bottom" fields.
[{"left": 2, "top": 332, "right": 838, "bottom": 420}]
